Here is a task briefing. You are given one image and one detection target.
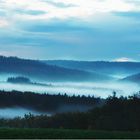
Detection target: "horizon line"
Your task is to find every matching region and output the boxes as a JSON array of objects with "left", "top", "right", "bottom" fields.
[{"left": 0, "top": 55, "right": 139, "bottom": 63}]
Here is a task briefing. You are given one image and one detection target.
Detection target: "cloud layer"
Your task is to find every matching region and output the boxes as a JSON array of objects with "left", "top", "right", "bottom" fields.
[
  {"left": 0, "top": 0, "right": 140, "bottom": 61},
  {"left": 1, "top": 0, "right": 139, "bottom": 21}
]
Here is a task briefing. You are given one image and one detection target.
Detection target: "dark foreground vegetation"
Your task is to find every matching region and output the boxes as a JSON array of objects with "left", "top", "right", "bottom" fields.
[
  {"left": 0, "top": 90, "right": 140, "bottom": 132},
  {"left": 0, "top": 128, "right": 140, "bottom": 139},
  {"left": 0, "top": 90, "right": 101, "bottom": 112}
]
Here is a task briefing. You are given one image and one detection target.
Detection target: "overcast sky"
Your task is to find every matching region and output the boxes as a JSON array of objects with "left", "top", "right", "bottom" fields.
[{"left": 0, "top": 0, "right": 140, "bottom": 61}]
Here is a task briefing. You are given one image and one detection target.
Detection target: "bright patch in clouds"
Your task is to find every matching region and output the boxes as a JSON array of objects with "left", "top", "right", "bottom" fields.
[{"left": 114, "top": 57, "right": 135, "bottom": 62}]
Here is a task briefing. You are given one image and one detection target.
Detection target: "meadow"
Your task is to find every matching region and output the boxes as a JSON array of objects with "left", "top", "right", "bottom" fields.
[{"left": 0, "top": 128, "right": 140, "bottom": 139}]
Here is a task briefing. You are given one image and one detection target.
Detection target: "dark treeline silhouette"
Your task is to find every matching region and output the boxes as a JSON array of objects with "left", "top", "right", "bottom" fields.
[
  {"left": 0, "top": 92, "right": 140, "bottom": 131},
  {"left": 7, "top": 77, "right": 31, "bottom": 84},
  {"left": 0, "top": 90, "right": 101, "bottom": 112},
  {"left": 7, "top": 76, "right": 53, "bottom": 87}
]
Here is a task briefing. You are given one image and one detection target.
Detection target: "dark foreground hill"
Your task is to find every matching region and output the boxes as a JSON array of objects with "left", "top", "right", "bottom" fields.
[{"left": 0, "top": 56, "right": 111, "bottom": 82}]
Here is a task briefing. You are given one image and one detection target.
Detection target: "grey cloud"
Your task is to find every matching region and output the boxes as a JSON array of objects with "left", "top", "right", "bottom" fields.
[{"left": 114, "top": 11, "right": 140, "bottom": 19}]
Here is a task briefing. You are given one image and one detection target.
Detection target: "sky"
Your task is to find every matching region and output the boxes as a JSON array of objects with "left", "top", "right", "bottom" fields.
[{"left": 0, "top": 0, "right": 140, "bottom": 61}]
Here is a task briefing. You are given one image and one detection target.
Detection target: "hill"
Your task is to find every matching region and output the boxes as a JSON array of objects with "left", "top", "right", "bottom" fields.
[
  {"left": 121, "top": 73, "right": 140, "bottom": 83},
  {"left": 44, "top": 60, "right": 140, "bottom": 76},
  {"left": 0, "top": 56, "right": 111, "bottom": 82}
]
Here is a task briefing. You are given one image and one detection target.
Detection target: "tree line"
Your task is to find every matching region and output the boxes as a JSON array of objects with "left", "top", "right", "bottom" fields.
[
  {"left": 0, "top": 91, "right": 140, "bottom": 131},
  {"left": 0, "top": 90, "right": 101, "bottom": 112}
]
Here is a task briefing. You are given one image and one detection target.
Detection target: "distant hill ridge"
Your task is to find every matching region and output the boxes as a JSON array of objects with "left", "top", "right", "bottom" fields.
[
  {"left": 121, "top": 73, "right": 140, "bottom": 83},
  {"left": 44, "top": 60, "right": 140, "bottom": 75},
  {"left": 0, "top": 56, "right": 111, "bottom": 82}
]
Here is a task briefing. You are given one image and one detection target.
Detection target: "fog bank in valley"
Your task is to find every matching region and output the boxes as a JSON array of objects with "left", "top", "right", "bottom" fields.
[
  {"left": 0, "top": 80, "right": 139, "bottom": 98},
  {"left": 0, "top": 73, "right": 140, "bottom": 118},
  {"left": 0, "top": 107, "right": 50, "bottom": 118}
]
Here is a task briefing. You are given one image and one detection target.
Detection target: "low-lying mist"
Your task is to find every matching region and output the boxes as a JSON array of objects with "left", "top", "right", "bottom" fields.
[
  {"left": 0, "top": 81, "right": 139, "bottom": 98},
  {"left": 0, "top": 105, "right": 93, "bottom": 119},
  {"left": 0, "top": 73, "right": 140, "bottom": 118},
  {"left": 0, "top": 107, "right": 50, "bottom": 118}
]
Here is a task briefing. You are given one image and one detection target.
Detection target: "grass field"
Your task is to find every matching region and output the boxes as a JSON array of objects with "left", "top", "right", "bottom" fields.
[{"left": 0, "top": 128, "right": 139, "bottom": 139}]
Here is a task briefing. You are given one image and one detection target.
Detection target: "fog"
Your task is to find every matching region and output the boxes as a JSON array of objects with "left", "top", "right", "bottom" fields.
[
  {"left": 0, "top": 74, "right": 140, "bottom": 118},
  {"left": 0, "top": 81, "right": 139, "bottom": 98},
  {"left": 0, "top": 105, "right": 95, "bottom": 119},
  {"left": 0, "top": 107, "right": 51, "bottom": 118}
]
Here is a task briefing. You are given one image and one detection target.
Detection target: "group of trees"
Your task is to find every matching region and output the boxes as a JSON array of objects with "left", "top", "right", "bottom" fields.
[
  {"left": 0, "top": 91, "right": 140, "bottom": 131},
  {"left": 7, "top": 77, "right": 31, "bottom": 84},
  {"left": 0, "top": 90, "right": 101, "bottom": 112}
]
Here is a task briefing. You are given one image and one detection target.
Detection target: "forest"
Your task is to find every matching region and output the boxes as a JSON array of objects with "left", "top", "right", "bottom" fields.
[
  {"left": 0, "top": 90, "right": 140, "bottom": 131},
  {"left": 0, "top": 90, "right": 101, "bottom": 112}
]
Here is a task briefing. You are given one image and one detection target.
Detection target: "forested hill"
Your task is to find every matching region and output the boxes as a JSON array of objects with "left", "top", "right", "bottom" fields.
[
  {"left": 44, "top": 60, "right": 140, "bottom": 75},
  {"left": 0, "top": 56, "right": 91, "bottom": 82},
  {"left": 0, "top": 90, "right": 102, "bottom": 113},
  {"left": 0, "top": 56, "right": 112, "bottom": 82}
]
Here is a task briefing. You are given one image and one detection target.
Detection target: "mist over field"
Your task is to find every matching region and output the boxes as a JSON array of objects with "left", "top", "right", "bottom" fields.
[
  {"left": 0, "top": 57, "right": 140, "bottom": 119},
  {"left": 1, "top": 63, "right": 140, "bottom": 119},
  {"left": 0, "top": 73, "right": 139, "bottom": 98},
  {"left": 0, "top": 107, "right": 49, "bottom": 118},
  {"left": 0, "top": 79, "right": 139, "bottom": 118},
  {"left": 0, "top": 57, "right": 140, "bottom": 99}
]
